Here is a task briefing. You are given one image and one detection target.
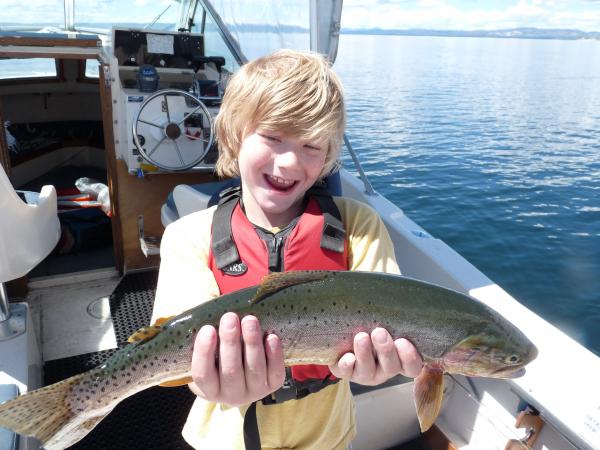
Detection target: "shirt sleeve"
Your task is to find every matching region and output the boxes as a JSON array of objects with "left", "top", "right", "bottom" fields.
[
  {"left": 151, "top": 207, "right": 221, "bottom": 324},
  {"left": 334, "top": 197, "right": 401, "bottom": 275}
]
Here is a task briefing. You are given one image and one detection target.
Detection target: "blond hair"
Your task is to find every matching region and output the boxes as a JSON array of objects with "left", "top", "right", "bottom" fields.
[{"left": 215, "top": 49, "right": 346, "bottom": 179}]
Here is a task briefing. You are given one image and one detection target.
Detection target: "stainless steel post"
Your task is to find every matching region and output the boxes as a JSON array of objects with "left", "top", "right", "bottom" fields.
[
  {"left": 343, "top": 135, "right": 376, "bottom": 196},
  {"left": 0, "top": 282, "right": 11, "bottom": 322}
]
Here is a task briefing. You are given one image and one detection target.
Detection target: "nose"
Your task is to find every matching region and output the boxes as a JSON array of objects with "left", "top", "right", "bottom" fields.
[{"left": 273, "top": 146, "right": 299, "bottom": 168}]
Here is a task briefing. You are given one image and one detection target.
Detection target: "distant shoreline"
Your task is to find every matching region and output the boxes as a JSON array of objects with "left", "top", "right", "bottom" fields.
[
  {"left": 341, "top": 27, "right": 600, "bottom": 41},
  {"left": 1, "top": 23, "right": 598, "bottom": 41}
]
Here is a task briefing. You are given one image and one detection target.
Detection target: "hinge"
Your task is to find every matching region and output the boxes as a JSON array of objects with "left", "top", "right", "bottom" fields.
[
  {"left": 138, "top": 215, "right": 161, "bottom": 257},
  {"left": 103, "top": 65, "right": 111, "bottom": 87}
]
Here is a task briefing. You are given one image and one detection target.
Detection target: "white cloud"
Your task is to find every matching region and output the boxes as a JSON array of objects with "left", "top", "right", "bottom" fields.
[{"left": 341, "top": 0, "right": 600, "bottom": 31}]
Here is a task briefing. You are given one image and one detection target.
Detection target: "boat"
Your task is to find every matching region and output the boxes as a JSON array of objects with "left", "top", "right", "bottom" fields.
[{"left": 1, "top": 1, "right": 599, "bottom": 449}]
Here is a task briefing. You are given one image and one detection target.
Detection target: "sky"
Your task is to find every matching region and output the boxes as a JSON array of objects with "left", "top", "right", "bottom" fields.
[
  {"left": 342, "top": 0, "right": 600, "bottom": 32},
  {"left": 1, "top": 0, "right": 600, "bottom": 33}
]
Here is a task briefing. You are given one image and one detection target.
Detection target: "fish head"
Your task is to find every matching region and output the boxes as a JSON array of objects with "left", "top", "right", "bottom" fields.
[{"left": 441, "top": 331, "right": 538, "bottom": 379}]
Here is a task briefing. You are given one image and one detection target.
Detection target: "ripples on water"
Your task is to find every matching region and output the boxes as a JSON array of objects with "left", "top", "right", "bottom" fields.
[{"left": 336, "top": 35, "right": 600, "bottom": 355}]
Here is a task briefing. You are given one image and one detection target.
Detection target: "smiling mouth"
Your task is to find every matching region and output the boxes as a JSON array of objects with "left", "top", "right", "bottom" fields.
[{"left": 265, "top": 174, "right": 297, "bottom": 191}]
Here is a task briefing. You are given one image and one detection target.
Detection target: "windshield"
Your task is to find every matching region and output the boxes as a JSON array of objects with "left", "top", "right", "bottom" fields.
[
  {"left": 205, "top": 0, "right": 310, "bottom": 61},
  {"left": 0, "top": 0, "right": 182, "bottom": 33}
]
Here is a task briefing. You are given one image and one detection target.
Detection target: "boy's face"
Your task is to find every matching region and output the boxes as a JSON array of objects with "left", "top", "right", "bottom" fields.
[{"left": 238, "top": 130, "right": 328, "bottom": 229}]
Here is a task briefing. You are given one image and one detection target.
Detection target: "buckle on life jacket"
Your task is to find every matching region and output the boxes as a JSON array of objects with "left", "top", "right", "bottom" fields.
[
  {"left": 261, "top": 368, "right": 340, "bottom": 405},
  {"left": 262, "top": 369, "right": 299, "bottom": 405}
]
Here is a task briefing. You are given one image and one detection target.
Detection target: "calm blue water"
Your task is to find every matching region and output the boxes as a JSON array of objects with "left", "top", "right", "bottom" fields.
[{"left": 336, "top": 34, "right": 600, "bottom": 356}]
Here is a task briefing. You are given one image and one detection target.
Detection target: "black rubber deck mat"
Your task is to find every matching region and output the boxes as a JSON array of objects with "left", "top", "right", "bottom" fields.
[
  {"left": 43, "top": 270, "right": 195, "bottom": 449},
  {"left": 109, "top": 269, "right": 159, "bottom": 345},
  {"left": 44, "top": 349, "right": 118, "bottom": 385},
  {"left": 67, "top": 385, "right": 195, "bottom": 450}
]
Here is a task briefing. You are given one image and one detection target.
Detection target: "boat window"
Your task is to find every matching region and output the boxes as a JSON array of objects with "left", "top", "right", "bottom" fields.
[
  {"left": 197, "top": 0, "right": 310, "bottom": 62},
  {"left": 84, "top": 60, "right": 101, "bottom": 79},
  {"left": 0, "top": 58, "right": 57, "bottom": 80},
  {"left": 0, "top": 0, "right": 181, "bottom": 34},
  {"left": 73, "top": 0, "right": 181, "bottom": 33},
  {"left": 0, "top": 0, "right": 63, "bottom": 30},
  {"left": 193, "top": 12, "right": 240, "bottom": 73}
]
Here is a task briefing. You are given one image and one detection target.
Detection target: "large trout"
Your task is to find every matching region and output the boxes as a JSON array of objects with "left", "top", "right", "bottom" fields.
[{"left": 0, "top": 271, "right": 537, "bottom": 449}]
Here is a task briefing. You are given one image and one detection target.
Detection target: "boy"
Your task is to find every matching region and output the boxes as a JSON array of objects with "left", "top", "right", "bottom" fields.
[{"left": 153, "top": 49, "right": 422, "bottom": 450}]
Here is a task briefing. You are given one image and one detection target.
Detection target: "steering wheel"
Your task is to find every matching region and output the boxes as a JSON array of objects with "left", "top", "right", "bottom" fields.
[{"left": 132, "top": 89, "right": 214, "bottom": 171}]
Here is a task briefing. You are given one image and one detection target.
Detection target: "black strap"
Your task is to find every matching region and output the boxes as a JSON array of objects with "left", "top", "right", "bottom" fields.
[
  {"left": 306, "top": 186, "right": 346, "bottom": 253},
  {"left": 262, "top": 368, "right": 340, "bottom": 406},
  {"left": 211, "top": 186, "right": 242, "bottom": 270},
  {"left": 243, "top": 369, "right": 341, "bottom": 449},
  {"left": 243, "top": 401, "right": 261, "bottom": 450}
]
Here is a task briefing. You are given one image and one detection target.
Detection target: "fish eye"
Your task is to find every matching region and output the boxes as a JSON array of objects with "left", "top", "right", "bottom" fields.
[{"left": 505, "top": 354, "right": 520, "bottom": 364}]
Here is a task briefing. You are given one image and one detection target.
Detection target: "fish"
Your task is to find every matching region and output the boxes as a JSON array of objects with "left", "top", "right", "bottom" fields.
[{"left": 0, "top": 270, "right": 537, "bottom": 449}]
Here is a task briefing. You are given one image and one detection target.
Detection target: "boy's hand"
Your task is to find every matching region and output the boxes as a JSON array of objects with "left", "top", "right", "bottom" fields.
[
  {"left": 189, "top": 313, "right": 285, "bottom": 406},
  {"left": 328, "top": 328, "right": 422, "bottom": 385}
]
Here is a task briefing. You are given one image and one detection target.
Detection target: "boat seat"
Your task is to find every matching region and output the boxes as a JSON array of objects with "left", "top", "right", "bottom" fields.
[
  {"left": 0, "top": 165, "right": 61, "bottom": 283},
  {"left": 161, "top": 171, "right": 342, "bottom": 227}
]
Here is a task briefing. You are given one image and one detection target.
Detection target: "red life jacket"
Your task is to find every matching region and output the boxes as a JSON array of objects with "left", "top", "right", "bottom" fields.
[{"left": 208, "top": 186, "right": 348, "bottom": 401}]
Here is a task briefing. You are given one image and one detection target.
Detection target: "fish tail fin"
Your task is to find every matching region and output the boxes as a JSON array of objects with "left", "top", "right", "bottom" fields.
[{"left": 0, "top": 373, "right": 85, "bottom": 445}]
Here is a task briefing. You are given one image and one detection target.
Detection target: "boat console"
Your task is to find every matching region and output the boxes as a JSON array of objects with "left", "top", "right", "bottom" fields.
[{"left": 111, "top": 28, "right": 225, "bottom": 175}]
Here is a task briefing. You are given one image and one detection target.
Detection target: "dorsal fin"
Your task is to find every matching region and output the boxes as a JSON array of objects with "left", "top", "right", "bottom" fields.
[
  {"left": 251, "top": 271, "right": 333, "bottom": 304},
  {"left": 153, "top": 316, "right": 172, "bottom": 327},
  {"left": 126, "top": 316, "right": 175, "bottom": 344}
]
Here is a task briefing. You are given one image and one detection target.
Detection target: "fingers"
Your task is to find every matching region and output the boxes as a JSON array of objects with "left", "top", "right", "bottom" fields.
[
  {"left": 264, "top": 334, "right": 286, "bottom": 390},
  {"left": 190, "top": 313, "right": 284, "bottom": 406},
  {"left": 241, "top": 315, "right": 269, "bottom": 392},
  {"left": 330, "top": 329, "right": 423, "bottom": 386},
  {"left": 371, "top": 328, "right": 402, "bottom": 376},
  {"left": 329, "top": 352, "right": 356, "bottom": 379},
  {"left": 394, "top": 338, "right": 423, "bottom": 378},
  {"left": 352, "top": 332, "right": 377, "bottom": 382},
  {"left": 218, "top": 313, "right": 246, "bottom": 404},
  {"left": 190, "top": 324, "right": 219, "bottom": 399}
]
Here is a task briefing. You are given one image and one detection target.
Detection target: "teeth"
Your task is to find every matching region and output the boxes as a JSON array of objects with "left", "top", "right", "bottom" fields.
[{"left": 268, "top": 175, "right": 294, "bottom": 186}]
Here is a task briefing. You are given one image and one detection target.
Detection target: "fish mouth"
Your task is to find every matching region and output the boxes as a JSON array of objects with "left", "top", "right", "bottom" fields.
[{"left": 492, "top": 366, "right": 526, "bottom": 379}]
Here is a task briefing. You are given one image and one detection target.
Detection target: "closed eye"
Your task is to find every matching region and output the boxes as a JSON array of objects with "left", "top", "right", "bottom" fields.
[{"left": 258, "top": 133, "right": 281, "bottom": 143}]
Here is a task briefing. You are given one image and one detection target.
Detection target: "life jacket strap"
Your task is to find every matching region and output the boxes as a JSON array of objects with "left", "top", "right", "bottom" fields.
[
  {"left": 261, "top": 367, "right": 340, "bottom": 405},
  {"left": 211, "top": 185, "right": 346, "bottom": 269},
  {"left": 211, "top": 186, "right": 242, "bottom": 270},
  {"left": 306, "top": 186, "right": 345, "bottom": 253}
]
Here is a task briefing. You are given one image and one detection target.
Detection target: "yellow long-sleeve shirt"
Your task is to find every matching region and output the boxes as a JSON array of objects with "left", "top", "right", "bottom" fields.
[{"left": 153, "top": 196, "right": 400, "bottom": 450}]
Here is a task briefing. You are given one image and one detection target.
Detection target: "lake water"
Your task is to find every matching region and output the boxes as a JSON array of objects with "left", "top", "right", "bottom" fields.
[{"left": 335, "top": 34, "right": 600, "bottom": 356}]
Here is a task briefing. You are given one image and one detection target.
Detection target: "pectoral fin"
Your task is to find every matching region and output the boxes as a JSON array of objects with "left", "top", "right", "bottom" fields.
[
  {"left": 159, "top": 376, "right": 194, "bottom": 387},
  {"left": 413, "top": 365, "right": 445, "bottom": 432},
  {"left": 127, "top": 316, "right": 174, "bottom": 344}
]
